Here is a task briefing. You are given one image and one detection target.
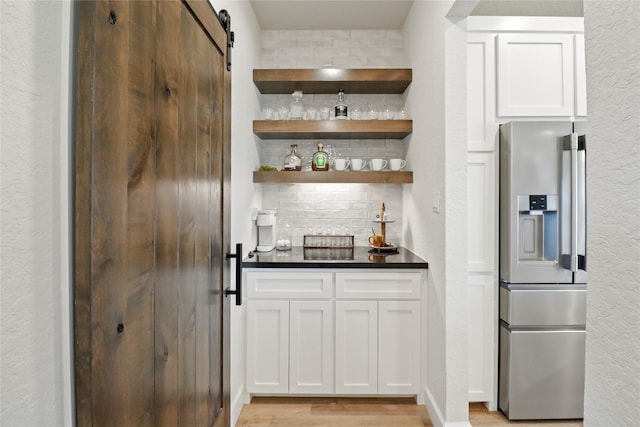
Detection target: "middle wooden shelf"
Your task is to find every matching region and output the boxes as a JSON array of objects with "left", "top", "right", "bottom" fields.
[
  {"left": 253, "top": 170, "right": 413, "bottom": 184},
  {"left": 253, "top": 119, "right": 412, "bottom": 140}
]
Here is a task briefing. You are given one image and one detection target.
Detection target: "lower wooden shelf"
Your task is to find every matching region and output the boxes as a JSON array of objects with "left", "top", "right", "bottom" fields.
[
  {"left": 253, "top": 171, "right": 413, "bottom": 184},
  {"left": 253, "top": 120, "right": 412, "bottom": 139}
]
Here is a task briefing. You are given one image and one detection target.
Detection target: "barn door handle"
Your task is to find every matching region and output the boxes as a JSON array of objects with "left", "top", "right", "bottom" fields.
[{"left": 225, "top": 243, "right": 242, "bottom": 306}]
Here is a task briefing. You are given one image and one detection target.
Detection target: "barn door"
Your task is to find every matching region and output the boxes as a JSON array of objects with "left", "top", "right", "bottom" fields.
[{"left": 73, "top": 1, "right": 232, "bottom": 426}]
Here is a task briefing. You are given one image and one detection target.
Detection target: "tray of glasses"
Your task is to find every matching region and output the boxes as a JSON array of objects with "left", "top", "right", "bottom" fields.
[{"left": 303, "top": 234, "right": 354, "bottom": 249}]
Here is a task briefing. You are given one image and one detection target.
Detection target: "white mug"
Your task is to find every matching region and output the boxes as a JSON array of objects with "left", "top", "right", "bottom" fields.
[
  {"left": 370, "top": 158, "right": 388, "bottom": 171},
  {"left": 389, "top": 158, "right": 407, "bottom": 171},
  {"left": 350, "top": 158, "right": 367, "bottom": 171},
  {"left": 334, "top": 158, "right": 351, "bottom": 171}
]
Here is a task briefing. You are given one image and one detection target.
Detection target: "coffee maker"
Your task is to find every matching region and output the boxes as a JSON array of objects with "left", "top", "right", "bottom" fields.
[{"left": 256, "top": 210, "right": 277, "bottom": 252}]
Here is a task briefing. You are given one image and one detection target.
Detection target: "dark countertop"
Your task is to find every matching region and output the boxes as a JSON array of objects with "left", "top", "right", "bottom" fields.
[{"left": 242, "top": 246, "right": 428, "bottom": 269}]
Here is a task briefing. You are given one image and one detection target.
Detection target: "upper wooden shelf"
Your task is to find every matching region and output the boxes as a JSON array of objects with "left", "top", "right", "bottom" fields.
[
  {"left": 253, "top": 68, "right": 412, "bottom": 94},
  {"left": 253, "top": 171, "right": 413, "bottom": 184},
  {"left": 253, "top": 120, "right": 412, "bottom": 140}
]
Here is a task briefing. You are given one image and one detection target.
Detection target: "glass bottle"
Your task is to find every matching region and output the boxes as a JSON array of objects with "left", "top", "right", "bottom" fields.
[
  {"left": 290, "top": 90, "right": 304, "bottom": 120},
  {"left": 334, "top": 89, "right": 348, "bottom": 120},
  {"left": 276, "top": 219, "right": 292, "bottom": 251},
  {"left": 283, "top": 144, "right": 302, "bottom": 171},
  {"left": 312, "top": 143, "right": 329, "bottom": 171}
]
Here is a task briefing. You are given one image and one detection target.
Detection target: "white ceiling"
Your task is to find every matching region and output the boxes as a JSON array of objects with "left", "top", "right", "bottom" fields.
[
  {"left": 249, "top": 0, "right": 583, "bottom": 30},
  {"left": 249, "top": 0, "right": 414, "bottom": 30}
]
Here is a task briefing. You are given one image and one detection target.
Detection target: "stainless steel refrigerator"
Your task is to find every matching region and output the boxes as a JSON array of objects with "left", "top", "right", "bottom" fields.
[{"left": 499, "top": 121, "right": 587, "bottom": 420}]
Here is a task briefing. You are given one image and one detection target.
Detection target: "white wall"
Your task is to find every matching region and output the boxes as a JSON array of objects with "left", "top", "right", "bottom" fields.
[
  {"left": 582, "top": 1, "right": 640, "bottom": 426},
  {"left": 213, "top": 1, "right": 262, "bottom": 426},
  {"left": 0, "top": 1, "right": 73, "bottom": 425},
  {"left": 403, "top": 1, "right": 470, "bottom": 426}
]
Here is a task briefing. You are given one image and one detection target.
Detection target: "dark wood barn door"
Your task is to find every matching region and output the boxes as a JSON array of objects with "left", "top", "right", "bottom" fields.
[{"left": 73, "top": 1, "right": 232, "bottom": 426}]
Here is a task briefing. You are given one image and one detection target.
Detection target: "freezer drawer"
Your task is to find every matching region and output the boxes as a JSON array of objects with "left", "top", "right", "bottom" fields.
[
  {"left": 499, "top": 324, "right": 585, "bottom": 420},
  {"left": 500, "top": 284, "right": 586, "bottom": 327}
]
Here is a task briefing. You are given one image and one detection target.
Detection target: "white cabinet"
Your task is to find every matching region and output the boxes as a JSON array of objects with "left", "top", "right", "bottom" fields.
[
  {"left": 378, "top": 301, "right": 420, "bottom": 394},
  {"left": 497, "top": 33, "right": 575, "bottom": 117},
  {"left": 246, "top": 271, "right": 333, "bottom": 394},
  {"left": 467, "top": 33, "right": 498, "bottom": 152},
  {"left": 466, "top": 151, "right": 497, "bottom": 404},
  {"left": 246, "top": 269, "right": 424, "bottom": 397},
  {"left": 289, "top": 300, "right": 334, "bottom": 393},
  {"left": 334, "top": 272, "right": 422, "bottom": 395},
  {"left": 335, "top": 301, "right": 378, "bottom": 394},
  {"left": 467, "top": 274, "right": 496, "bottom": 402},
  {"left": 247, "top": 299, "right": 334, "bottom": 395},
  {"left": 335, "top": 300, "right": 420, "bottom": 395},
  {"left": 246, "top": 300, "right": 289, "bottom": 393},
  {"left": 467, "top": 152, "right": 496, "bottom": 273},
  {"left": 574, "top": 34, "right": 588, "bottom": 117}
]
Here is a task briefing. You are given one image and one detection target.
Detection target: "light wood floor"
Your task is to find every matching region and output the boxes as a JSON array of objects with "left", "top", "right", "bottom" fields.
[{"left": 235, "top": 397, "right": 584, "bottom": 427}]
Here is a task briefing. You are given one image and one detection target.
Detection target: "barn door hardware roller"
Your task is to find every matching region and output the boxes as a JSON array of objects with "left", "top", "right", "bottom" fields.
[{"left": 218, "top": 9, "right": 234, "bottom": 71}]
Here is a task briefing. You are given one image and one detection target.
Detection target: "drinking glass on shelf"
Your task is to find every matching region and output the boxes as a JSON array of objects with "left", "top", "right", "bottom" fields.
[
  {"left": 305, "top": 107, "right": 319, "bottom": 120},
  {"left": 262, "top": 106, "right": 274, "bottom": 120},
  {"left": 326, "top": 225, "right": 334, "bottom": 236},
  {"left": 381, "top": 106, "right": 393, "bottom": 120},
  {"left": 367, "top": 104, "right": 379, "bottom": 120},
  {"left": 277, "top": 106, "right": 289, "bottom": 120},
  {"left": 351, "top": 104, "right": 362, "bottom": 120},
  {"left": 325, "top": 145, "right": 336, "bottom": 170},
  {"left": 319, "top": 106, "right": 331, "bottom": 120},
  {"left": 395, "top": 109, "right": 407, "bottom": 120}
]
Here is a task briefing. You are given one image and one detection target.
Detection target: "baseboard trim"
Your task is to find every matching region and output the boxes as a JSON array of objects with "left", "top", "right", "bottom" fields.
[
  {"left": 424, "top": 385, "right": 446, "bottom": 427},
  {"left": 423, "top": 385, "right": 473, "bottom": 427},
  {"left": 231, "top": 386, "right": 246, "bottom": 427}
]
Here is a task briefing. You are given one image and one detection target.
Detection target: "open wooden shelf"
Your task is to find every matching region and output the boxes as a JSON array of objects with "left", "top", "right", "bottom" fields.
[
  {"left": 253, "top": 120, "right": 412, "bottom": 140},
  {"left": 253, "top": 171, "right": 413, "bottom": 184},
  {"left": 253, "top": 68, "right": 412, "bottom": 94}
]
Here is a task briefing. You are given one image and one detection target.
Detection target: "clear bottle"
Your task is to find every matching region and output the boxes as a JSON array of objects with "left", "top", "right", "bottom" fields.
[
  {"left": 290, "top": 90, "right": 304, "bottom": 120},
  {"left": 283, "top": 144, "right": 302, "bottom": 171},
  {"left": 334, "top": 89, "right": 348, "bottom": 120},
  {"left": 312, "top": 143, "right": 329, "bottom": 171}
]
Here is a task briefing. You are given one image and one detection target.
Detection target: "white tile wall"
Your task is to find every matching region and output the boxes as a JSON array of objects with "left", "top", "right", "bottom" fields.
[
  {"left": 262, "top": 183, "right": 403, "bottom": 247},
  {"left": 258, "top": 30, "right": 406, "bottom": 247},
  {"left": 261, "top": 29, "right": 404, "bottom": 68}
]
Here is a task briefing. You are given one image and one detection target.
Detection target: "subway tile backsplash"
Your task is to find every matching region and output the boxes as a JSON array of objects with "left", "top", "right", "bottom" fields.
[
  {"left": 262, "top": 183, "right": 403, "bottom": 247},
  {"left": 261, "top": 29, "right": 404, "bottom": 69},
  {"left": 257, "top": 30, "right": 405, "bottom": 247}
]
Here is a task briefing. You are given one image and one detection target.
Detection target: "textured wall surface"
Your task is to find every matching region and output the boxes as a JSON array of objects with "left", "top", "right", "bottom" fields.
[
  {"left": 403, "top": 1, "right": 467, "bottom": 426},
  {"left": 582, "top": 1, "right": 640, "bottom": 426},
  {"left": 257, "top": 29, "right": 406, "bottom": 247},
  {"left": 0, "top": 1, "right": 70, "bottom": 425}
]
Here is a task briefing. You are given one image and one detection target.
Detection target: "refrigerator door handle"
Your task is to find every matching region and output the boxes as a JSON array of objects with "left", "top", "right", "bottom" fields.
[
  {"left": 577, "top": 135, "right": 587, "bottom": 271},
  {"left": 561, "top": 133, "right": 579, "bottom": 272}
]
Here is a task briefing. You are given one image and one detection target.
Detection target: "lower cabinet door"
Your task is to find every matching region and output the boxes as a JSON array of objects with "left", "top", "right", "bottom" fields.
[
  {"left": 335, "top": 301, "right": 378, "bottom": 394},
  {"left": 378, "top": 301, "right": 420, "bottom": 394},
  {"left": 289, "top": 301, "right": 334, "bottom": 393},
  {"left": 246, "top": 300, "right": 289, "bottom": 393}
]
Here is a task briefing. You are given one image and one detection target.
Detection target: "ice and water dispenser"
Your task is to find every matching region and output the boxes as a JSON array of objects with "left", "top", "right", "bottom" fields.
[{"left": 516, "top": 194, "right": 559, "bottom": 264}]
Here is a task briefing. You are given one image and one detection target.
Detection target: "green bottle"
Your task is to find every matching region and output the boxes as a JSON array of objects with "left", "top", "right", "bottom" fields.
[{"left": 312, "top": 143, "right": 329, "bottom": 171}]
